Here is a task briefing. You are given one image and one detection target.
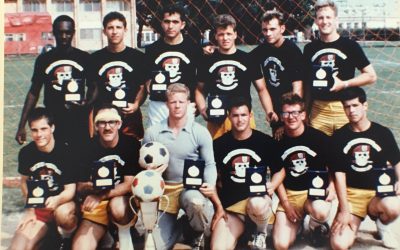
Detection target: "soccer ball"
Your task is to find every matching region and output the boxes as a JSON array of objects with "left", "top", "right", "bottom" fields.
[
  {"left": 132, "top": 170, "right": 165, "bottom": 202},
  {"left": 139, "top": 141, "right": 169, "bottom": 170}
]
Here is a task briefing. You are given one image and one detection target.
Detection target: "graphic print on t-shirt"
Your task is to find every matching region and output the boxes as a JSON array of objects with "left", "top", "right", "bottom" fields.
[
  {"left": 46, "top": 60, "right": 84, "bottom": 91},
  {"left": 222, "top": 148, "right": 261, "bottom": 183},
  {"left": 263, "top": 57, "right": 285, "bottom": 87},
  {"left": 30, "top": 162, "right": 62, "bottom": 192},
  {"left": 311, "top": 48, "right": 347, "bottom": 76},
  {"left": 98, "top": 61, "right": 133, "bottom": 91},
  {"left": 281, "top": 146, "right": 317, "bottom": 177},
  {"left": 343, "top": 138, "right": 382, "bottom": 172},
  {"left": 155, "top": 51, "right": 191, "bottom": 83},
  {"left": 209, "top": 60, "right": 247, "bottom": 91}
]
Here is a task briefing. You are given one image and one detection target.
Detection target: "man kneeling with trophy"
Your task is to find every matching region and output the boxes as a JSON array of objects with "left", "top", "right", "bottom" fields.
[
  {"left": 72, "top": 104, "right": 141, "bottom": 250},
  {"left": 141, "top": 83, "right": 217, "bottom": 250}
]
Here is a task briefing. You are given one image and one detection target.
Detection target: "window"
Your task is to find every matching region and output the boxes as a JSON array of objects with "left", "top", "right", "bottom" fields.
[
  {"left": 52, "top": 0, "right": 73, "bottom": 12},
  {"left": 362, "top": 22, "right": 367, "bottom": 29},
  {"left": 80, "top": 0, "right": 100, "bottom": 12},
  {"left": 23, "top": 0, "right": 46, "bottom": 12},
  {"left": 347, "top": 22, "right": 351, "bottom": 29},
  {"left": 80, "top": 28, "right": 102, "bottom": 40},
  {"left": 5, "top": 34, "right": 14, "bottom": 42},
  {"left": 106, "top": 0, "right": 129, "bottom": 11},
  {"left": 339, "top": 23, "right": 343, "bottom": 29},
  {"left": 5, "top": 33, "right": 26, "bottom": 42},
  {"left": 354, "top": 23, "right": 359, "bottom": 29}
]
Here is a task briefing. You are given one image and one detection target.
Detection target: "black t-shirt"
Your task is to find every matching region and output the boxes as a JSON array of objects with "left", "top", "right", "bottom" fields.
[
  {"left": 278, "top": 126, "right": 330, "bottom": 191},
  {"left": 198, "top": 49, "right": 263, "bottom": 103},
  {"left": 30, "top": 47, "right": 91, "bottom": 146},
  {"left": 18, "top": 141, "right": 75, "bottom": 196},
  {"left": 145, "top": 37, "right": 202, "bottom": 101},
  {"left": 79, "top": 133, "right": 141, "bottom": 184},
  {"left": 90, "top": 46, "right": 148, "bottom": 107},
  {"left": 250, "top": 39, "right": 304, "bottom": 113},
  {"left": 213, "top": 130, "right": 283, "bottom": 208},
  {"left": 331, "top": 122, "right": 400, "bottom": 189},
  {"left": 303, "top": 36, "right": 370, "bottom": 101}
]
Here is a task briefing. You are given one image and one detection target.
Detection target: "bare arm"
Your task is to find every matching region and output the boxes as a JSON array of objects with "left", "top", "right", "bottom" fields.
[
  {"left": 331, "top": 171, "right": 354, "bottom": 234},
  {"left": 394, "top": 162, "right": 400, "bottom": 195},
  {"left": 331, "top": 64, "right": 377, "bottom": 92},
  {"left": 45, "top": 183, "right": 76, "bottom": 210},
  {"left": 122, "top": 84, "right": 147, "bottom": 114},
  {"left": 15, "top": 92, "right": 40, "bottom": 144},
  {"left": 253, "top": 78, "right": 278, "bottom": 123},
  {"left": 292, "top": 80, "right": 303, "bottom": 98},
  {"left": 85, "top": 80, "right": 98, "bottom": 106},
  {"left": 195, "top": 81, "right": 208, "bottom": 120}
]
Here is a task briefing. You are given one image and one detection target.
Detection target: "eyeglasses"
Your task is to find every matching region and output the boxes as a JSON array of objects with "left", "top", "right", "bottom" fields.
[
  {"left": 96, "top": 120, "right": 119, "bottom": 128},
  {"left": 281, "top": 110, "right": 303, "bottom": 118}
]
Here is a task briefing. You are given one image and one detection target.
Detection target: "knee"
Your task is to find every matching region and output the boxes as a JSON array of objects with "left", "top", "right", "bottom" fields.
[
  {"left": 247, "top": 197, "right": 271, "bottom": 216},
  {"left": 72, "top": 235, "right": 97, "bottom": 250},
  {"left": 330, "top": 235, "right": 353, "bottom": 250},
  {"left": 309, "top": 200, "right": 331, "bottom": 221},
  {"left": 181, "top": 190, "right": 207, "bottom": 213},
  {"left": 211, "top": 241, "right": 235, "bottom": 250},
  {"left": 273, "top": 237, "right": 290, "bottom": 250},
  {"left": 108, "top": 197, "right": 129, "bottom": 223},
  {"left": 55, "top": 202, "right": 77, "bottom": 227},
  {"left": 382, "top": 198, "right": 400, "bottom": 219}
]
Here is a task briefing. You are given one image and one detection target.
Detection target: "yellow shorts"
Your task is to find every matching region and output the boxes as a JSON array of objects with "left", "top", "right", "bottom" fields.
[
  {"left": 207, "top": 113, "right": 256, "bottom": 139},
  {"left": 159, "top": 183, "right": 184, "bottom": 215},
  {"left": 347, "top": 187, "right": 375, "bottom": 219},
  {"left": 310, "top": 100, "right": 348, "bottom": 136},
  {"left": 82, "top": 200, "right": 109, "bottom": 226},
  {"left": 277, "top": 189, "right": 308, "bottom": 215},
  {"left": 226, "top": 199, "right": 249, "bottom": 215}
]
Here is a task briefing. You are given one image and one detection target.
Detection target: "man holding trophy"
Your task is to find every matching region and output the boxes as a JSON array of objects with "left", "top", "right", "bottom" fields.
[
  {"left": 273, "top": 93, "right": 335, "bottom": 249},
  {"left": 10, "top": 107, "right": 77, "bottom": 250},
  {"left": 142, "top": 83, "right": 217, "bottom": 250},
  {"left": 72, "top": 104, "right": 141, "bottom": 250},
  {"left": 211, "top": 97, "right": 285, "bottom": 250},
  {"left": 330, "top": 87, "right": 400, "bottom": 249}
]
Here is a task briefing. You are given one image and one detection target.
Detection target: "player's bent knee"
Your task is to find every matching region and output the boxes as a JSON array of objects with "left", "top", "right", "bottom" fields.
[
  {"left": 274, "top": 237, "right": 291, "bottom": 250},
  {"left": 55, "top": 202, "right": 77, "bottom": 226}
]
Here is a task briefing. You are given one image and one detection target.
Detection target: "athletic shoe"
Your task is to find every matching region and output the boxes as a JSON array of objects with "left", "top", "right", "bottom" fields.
[
  {"left": 58, "top": 237, "right": 72, "bottom": 250},
  {"left": 309, "top": 222, "right": 329, "bottom": 247},
  {"left": 377, "top": 219, "right": 399, "bottom": 249},
  {"left": 248, "top": 232, "right": 267, "bottom": 250},
  {"left": 191, "top": 232, "right": 205, "bottom": 250}
]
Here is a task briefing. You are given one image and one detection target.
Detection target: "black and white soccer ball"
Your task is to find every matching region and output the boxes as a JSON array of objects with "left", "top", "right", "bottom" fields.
[{"left": 139, "top": 141, "right": 169, "bottom": 170}]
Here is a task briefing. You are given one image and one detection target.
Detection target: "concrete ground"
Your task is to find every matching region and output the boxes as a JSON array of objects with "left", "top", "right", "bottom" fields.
[{"left": 2, "top": 201, "right": 400, "bottom": 250}]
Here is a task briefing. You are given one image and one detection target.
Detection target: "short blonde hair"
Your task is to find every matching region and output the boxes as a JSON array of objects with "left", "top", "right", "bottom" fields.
[
  {"left": 314, "top": 0, "right": 338, "bottom": 17},
  {"left": 166, "top": 83, "right": 190, "bottom": 100}
]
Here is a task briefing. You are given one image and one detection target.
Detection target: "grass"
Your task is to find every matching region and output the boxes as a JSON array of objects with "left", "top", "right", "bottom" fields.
[{"left": 3, "top": 45, "right": 400, "bottom": 213}]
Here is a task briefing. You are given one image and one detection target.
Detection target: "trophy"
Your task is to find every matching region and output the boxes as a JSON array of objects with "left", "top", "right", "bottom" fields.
[
  {"left": 307, "top": 170, "right": 329, "bottom": 200},
  {"left": 62, "top": 79, "right": 84, "bottom": 104},
  {"left": 92, "top": 160, "right": 115, "bottom": 190},
  {"left": 207, "top": 95, "right": 227, "bottom": 122},
  {"left": 25, "top": 179, "right": 48, "bottom": 208},
  {"left": 110, "top": 86, "right": 129, "bottom": 108},
  {"left": 312, "top": 65, "right": 333, "bottom": 91},
  {"left": 130, "top": 170, "right": 169, "bottom": 250},
  {"left": 150, "top": 71, "right": 170, "bottom": 101},
  {"left": 375, "top": 167, "right": 396, "bottom": 197},
  {"left": 246, "top": 166, "right": 267, "bottom": 197},
  {"left": 183, "top": 159, "right": 205, "bottom": 189}
]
